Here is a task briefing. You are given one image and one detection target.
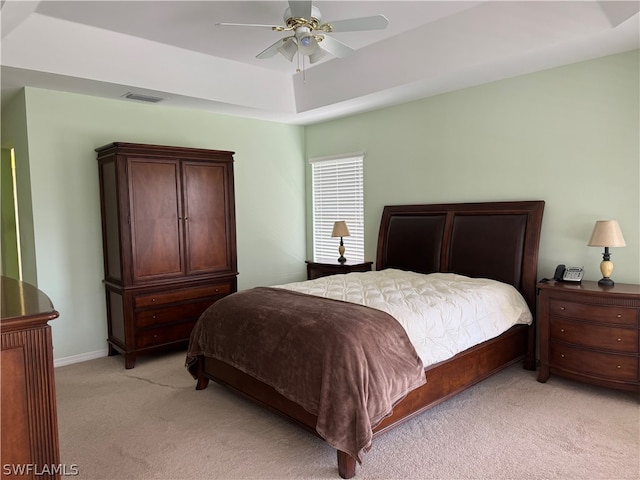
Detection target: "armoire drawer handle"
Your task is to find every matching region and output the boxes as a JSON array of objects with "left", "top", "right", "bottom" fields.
[
  {"left": 560, "top": 306, "right": 565, "bottom": 310},
  {"left": 617, "top": 365, "right": 621, "bottom": 369},
  {"left": 560, "top": 354, "right": 565, "bottom": 358},
  {"left": 560, "top": 328, "right": 565, "bottom": 333},
  {"left": 617, "top": 338, "right": 622, "bottom": 342},
  {"left": 617, "top": 314, "right": 622, "bottom": 318}
]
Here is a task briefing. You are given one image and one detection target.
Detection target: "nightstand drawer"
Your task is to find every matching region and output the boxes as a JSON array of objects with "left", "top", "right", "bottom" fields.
[
  {"left": 550, "top": 318, "right": 637, "bottom": 353},
  {"left": 550, "top": 343, "right": 638, "bottom": 381},
  {"left": 549, "top": 299, "right": 637, "bottom": 326},
  {"left": 136, "top": 321, "right": 196, "bottom": 349},
  {"left": 135, "top": 299, "right": 214, "bottom": 328}
]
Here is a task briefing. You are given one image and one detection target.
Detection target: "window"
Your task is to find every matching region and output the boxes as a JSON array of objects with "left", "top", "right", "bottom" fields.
[{"left": 309, "top": 153, "right": 364, "bottom": 262}]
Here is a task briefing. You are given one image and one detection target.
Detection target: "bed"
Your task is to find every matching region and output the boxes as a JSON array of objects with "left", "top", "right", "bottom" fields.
[{"left": 186, "top": 200, "right": 545, "bottom": 478}]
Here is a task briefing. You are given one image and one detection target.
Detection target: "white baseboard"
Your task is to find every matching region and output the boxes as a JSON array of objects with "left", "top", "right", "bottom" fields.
[{"left": 54, "top": 349, "right": 109, "bottom": 368}]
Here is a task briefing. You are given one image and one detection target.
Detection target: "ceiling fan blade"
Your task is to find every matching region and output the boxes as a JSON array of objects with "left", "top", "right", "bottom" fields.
[
  {"left": 216, "top": 22, "right": 282, "bottom": 30},
  {"left": 288, "top": 0, "right": 312, "bottom": 19},
  {"left": 317, "top": 35, "right": 354, "bottom": 58},
  {"left": 321, "top": 14, "right": 389, "bottom": 32},
  {"left": 256, "top": 37, "right": 292, "bottom": 59}
]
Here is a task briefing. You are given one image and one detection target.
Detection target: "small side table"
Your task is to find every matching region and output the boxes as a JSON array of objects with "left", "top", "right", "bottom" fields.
[{"left": 306, "top": 260, "right": 373, "bottom": 280}]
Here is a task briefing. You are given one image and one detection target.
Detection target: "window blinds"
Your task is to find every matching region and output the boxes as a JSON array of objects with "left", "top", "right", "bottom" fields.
[{"left": 310, "top": 153, "right": 364, "bottom": 262}]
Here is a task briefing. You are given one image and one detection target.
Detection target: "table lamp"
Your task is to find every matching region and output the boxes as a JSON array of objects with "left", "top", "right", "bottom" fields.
[
  {"left": 587, "top": 220, "right": 626, "bottom": 286},
  {"left": 331, "top": 221, "right": 350, "bottom": 263}
]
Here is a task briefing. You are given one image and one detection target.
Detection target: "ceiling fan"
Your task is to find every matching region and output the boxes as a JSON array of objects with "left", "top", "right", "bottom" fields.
[{"left": 216, "top": 0, "right": 389, "bottom": 65}]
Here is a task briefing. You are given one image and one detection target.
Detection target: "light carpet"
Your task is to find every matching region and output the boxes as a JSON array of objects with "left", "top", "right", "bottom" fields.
[{"left": 55, "top": 350, "right": 639, "bottom": 480}]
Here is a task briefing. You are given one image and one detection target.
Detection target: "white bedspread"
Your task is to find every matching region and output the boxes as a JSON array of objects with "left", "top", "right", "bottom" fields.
[{"left": 274, "top": 269, "right": 532, "bottom": 367}]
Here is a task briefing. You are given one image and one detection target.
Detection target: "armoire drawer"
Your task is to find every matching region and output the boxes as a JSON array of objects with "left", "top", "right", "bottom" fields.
[
  {"left": 549, "top": 299, "right": 637, "bottom": 326},
  {"left": 550, "top": 317, "right": 637, "bottom": 353},
  {"left": 134, "top": 282, "right": 232, "bottom": 309},
  {"left": 135, "top": 299, "right": 214, "bottom": 328},
  {"left": 549, "top": 342, "right": 638, "bottom": 381},
  {"left": 136, "top": 321, "right": 196, "bottom": 349}
]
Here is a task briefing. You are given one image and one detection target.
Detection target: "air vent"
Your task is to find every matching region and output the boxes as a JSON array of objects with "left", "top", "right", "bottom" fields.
[{"left": 122, "top": 92, "right": 164, "bottom": 103}]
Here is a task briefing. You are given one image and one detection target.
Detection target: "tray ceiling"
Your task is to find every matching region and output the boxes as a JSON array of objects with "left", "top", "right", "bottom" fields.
[{"left": 1, "top": 1, "right": 638, "bottom": 125}]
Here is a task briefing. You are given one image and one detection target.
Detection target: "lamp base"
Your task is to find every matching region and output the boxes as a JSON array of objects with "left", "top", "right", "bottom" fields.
[
  {"left": 597, "top": 277, "right": 614, "bottom": 287},
  {"left": 338, "top": 239, "right": 346, "bottom": 264}
]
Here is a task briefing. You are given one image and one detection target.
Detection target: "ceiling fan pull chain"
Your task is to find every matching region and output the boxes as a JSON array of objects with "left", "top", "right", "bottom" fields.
[{"left": 301, "top": 53, "right": 307, "bottom": 84}]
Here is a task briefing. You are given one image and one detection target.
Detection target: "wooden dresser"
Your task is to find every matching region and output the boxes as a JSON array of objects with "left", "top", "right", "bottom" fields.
[
  {"left": 537, "top": 280, "right": 640, "bottom": 392},
  {"left": 1, "top": 276, "right": 60, "bottom": 479},
  {"left": 96, "top": 143, "right": 238, "bottom": 368}
]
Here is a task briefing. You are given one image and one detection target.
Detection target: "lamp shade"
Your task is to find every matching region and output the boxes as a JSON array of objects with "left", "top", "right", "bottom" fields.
[
  {"left": 587, "top": 220, "right": 626, "bottom": 247},
  {"left": 331, "top": 221, "right": 350, "bottom": 238}
]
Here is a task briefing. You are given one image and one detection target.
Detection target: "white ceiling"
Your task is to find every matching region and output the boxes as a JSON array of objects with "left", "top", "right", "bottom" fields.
[{"left": 1, "top": 1, "right": 639, "bottom": 125}]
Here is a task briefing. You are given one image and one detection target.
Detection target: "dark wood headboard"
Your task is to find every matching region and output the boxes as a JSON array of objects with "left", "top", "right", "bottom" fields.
[{"left": 375, "top": 201, "right": 545, "bottom": 314}]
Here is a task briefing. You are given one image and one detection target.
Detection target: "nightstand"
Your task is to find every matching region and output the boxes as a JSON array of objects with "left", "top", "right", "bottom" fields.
[
  {"left": 305, "top": 260, "right": 373, "bottom": 280},
  {"left": 537, "top": 280, "right": 640, "bottom": 392}
]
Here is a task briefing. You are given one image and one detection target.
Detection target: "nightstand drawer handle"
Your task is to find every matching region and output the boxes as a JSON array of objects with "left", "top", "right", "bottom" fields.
[
  {"left": 617, "top": 338, "right": 622, "bottom": 342},
  {"left": 617, "top": 365, "right": 621, "bottom": 369},
  {"left": 560, "top": 306, "right": 565, "bottom": 310},
  {"left": 560, "top": 328, "right": 565, "bottom": 333},
  {"left": 561, "top": 354, "right": 565, "bottom": 358},
  {"left": 616, "top": 314, "right": 622, "bottom": 318}
]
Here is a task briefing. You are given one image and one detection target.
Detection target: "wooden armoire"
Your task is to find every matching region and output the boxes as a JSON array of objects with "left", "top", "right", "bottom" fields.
[{"left": 96, "top": 142, "right": 237, "bottom": 368}]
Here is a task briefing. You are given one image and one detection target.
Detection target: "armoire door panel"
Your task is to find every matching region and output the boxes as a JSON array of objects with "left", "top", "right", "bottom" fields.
[
  {"left": 183, "top": 163, "right": 230, "bottom": 274},
  {"left": 129, "top": 160, "right": 184, "bottom": 281},
  {"left": 100, "top": 159, "right": 122, "bottom": 281}
]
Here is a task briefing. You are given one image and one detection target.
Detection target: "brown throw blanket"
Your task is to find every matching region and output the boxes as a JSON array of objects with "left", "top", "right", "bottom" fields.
[{"left": 186, "top": 287, "right": 426, "bottom": 462}]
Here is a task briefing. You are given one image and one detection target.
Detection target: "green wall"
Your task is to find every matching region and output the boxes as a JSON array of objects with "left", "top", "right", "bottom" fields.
[
  {"left": 305, "top": 50, "right": 640, "bottom": 285},
  {"left": 1, "top": 91, "right": 37, "bottom": 283},
  {"left": 1, "top": 89, "right": 306, "bottom": 361},
  {"left": 1, "top": 50, "right": 638, "bottom": 363},
  {"left": 1, "top": 147, "right": 19, "bottom": 278}
]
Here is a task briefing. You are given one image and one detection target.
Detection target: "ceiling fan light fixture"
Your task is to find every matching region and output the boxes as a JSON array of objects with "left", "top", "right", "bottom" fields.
[
  {"left": 295, "top": 28, "right": 318, "bottom": 56},
  {"left": 308, "top": 48, "right": 327, "bottom": 64},
  {"left": 277, "top": 38, "right": 297, "bottom": 61}
]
